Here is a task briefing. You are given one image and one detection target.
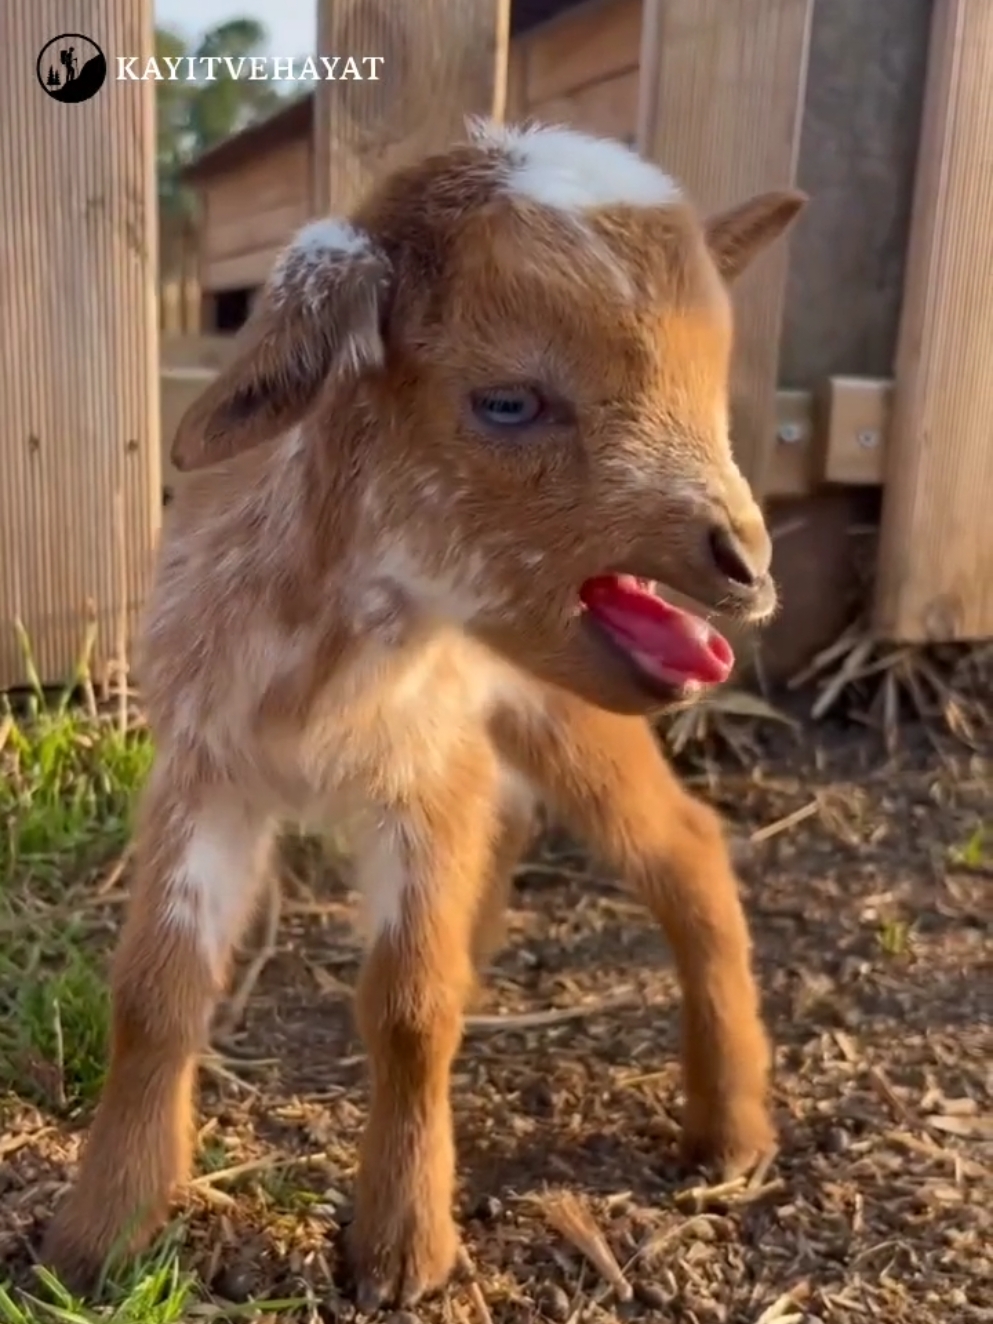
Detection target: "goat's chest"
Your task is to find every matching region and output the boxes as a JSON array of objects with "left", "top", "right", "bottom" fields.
[{"left": 293, "top": 632, "right": 536, "bottom": 816}]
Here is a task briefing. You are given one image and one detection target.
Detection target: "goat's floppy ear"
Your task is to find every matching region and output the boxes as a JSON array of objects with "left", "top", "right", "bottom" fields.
[
  {"left": 704, "top": 189, "right": 808, "bottom": 284},
  {"left": 170, "top": 221, "right": 392, "bottom": 472}
]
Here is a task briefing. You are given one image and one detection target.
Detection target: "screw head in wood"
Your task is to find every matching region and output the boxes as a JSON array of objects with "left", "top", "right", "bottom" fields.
[{"left": 777, "top": 422, "right": 805, "bottom": 445}]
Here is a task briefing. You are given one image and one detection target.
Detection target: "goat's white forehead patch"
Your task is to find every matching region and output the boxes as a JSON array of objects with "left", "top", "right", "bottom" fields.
[
  {"left": 285, "top": 218, "right": 370, "bottom": 262},
  {"left": 270, "top": 218, "right": 372, "bottom": 300},
  {"left": 467, "top": 117, "right": 682, "bottom": 213}
]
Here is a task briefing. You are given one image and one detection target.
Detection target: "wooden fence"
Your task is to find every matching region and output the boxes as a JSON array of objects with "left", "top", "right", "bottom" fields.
[{"left": 0, "top": 0, "right": 160, "bottom": 691}]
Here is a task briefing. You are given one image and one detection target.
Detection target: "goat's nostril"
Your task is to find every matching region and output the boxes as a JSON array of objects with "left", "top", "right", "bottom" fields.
[{"left": 708, "top": 524, "right": 760, "bottom": 588}]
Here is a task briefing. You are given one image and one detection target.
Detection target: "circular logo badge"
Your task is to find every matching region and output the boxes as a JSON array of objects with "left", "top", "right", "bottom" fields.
[{"left": 37, "top": 34, "right": 107, "bottom": 104}]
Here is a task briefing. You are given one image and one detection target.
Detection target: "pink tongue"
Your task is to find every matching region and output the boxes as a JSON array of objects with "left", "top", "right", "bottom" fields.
[{"left": 580, "top": 575, "right": 734, "bottom": 685}]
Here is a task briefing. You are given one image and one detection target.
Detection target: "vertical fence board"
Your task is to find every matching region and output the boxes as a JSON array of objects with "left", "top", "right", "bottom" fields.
[
  {"left": 636, "top": 0, "right": 813, "bottom": 497},
  {"left": 313, "top": 0, "right": 511, "bottom": 216},
  {"left": 0, "top": 1, "right": 160, "bottom": 690},
  {"left": 874, "top": 0, "right": 993, "bottom": 641},
  {"left": 506, "top": 34, "right": 528, "bottom": 122}
]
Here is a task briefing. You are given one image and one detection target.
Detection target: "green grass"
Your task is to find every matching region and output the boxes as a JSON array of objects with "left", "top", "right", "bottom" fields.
[
  {"left": 873, "top": 821, "right": 990, "bottom": 960},
  {"left": 0, "top": 1234, "right": 196, "bottom": 1324},
  {"left": 0, "top": 647, "right": 305, "bottom": 1321},
  {"left": 875, "top": 916, "right": 914, "bottom": 958},
  {"left": 0, "top": 1230, "right": 309, "bottom": 1323},
  {"left": 948, "top": 821, "right": 991, "bottom": 870},
  {"left": 0, "top": 692, "right": 150, "bottom": 1110}
]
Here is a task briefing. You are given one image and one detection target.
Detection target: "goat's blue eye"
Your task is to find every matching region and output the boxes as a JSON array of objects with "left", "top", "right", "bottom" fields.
[{"left": 471, "top": 386, "right": 544, "bottom": 428}]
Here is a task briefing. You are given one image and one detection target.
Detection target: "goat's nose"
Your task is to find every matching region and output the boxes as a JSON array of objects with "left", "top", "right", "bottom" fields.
[{"left": 707, "top": 522, "right": 771, "bottom": 588}]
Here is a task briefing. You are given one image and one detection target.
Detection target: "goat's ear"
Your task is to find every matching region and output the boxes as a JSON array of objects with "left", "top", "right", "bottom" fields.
[
  {"left": 703, "top": 189, "right": 808, "bottom": 284},
  {"left": 170, "top": 222, "right": 392, "bottom": 473}
]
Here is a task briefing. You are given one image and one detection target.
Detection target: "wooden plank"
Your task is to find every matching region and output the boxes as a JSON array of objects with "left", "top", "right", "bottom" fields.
[
  {"left": 161, "top": 334, "right": 239, "bottom": 371},
  {"left": 314, "top": 0, "right": 511, "bottom": 216},
  {"left": 199, "top": 293, "right": 219, "bottom": 334},
  {"left": 820, "top": 377, "right": 891, "bottom": 486},
  {"left": 197, "top": 188, "right": 212, "bottom": 292},
  {"left": 761, "top": 489, "right": 876, "bottom": 683},
  {"left": 506, "top": 36, "right": 529, "bottom": 121},
  {"left": 755, "top": 381, "right": 894, "bottom": 497},
  {"left": 491, "top": 0, "right": 512, "bottom": 123},
  {"left": 182, "top": 275, "right": 202, "bottom": 334},
  {"left": 202, "top": 245, "right": 291, "bottom": 293},
  {"left": 526, "top": 0, "right": 642, "bottom": 105},
  {"left": 0, "top": 1, "right": 160, "bottom": 690},
  {"left": 160, "top": 370, "right": 213, "bottom": 494},
  {"left": 160, "top": 279, "right": 182, "bottom": 335},
  {"left": 874, "top": 0, "right": 993, "bottom": 642},
  {"left": 204, "top": 201, "right": 311, "bottom": 264},
  {"left": 530, "top": 68, "right": 639, "bottom": 143},
  {"left": 204, "top": 140, "right": 311, "bottom": 225},
  {"left": 777, "top": 0, "right": 933, "bottom": 394},
  {"left": 765, "top": 389, "right": 816, "bottom": 498},
  {"left": 637, "top": 0, "right": 814, "bottom": 498}
]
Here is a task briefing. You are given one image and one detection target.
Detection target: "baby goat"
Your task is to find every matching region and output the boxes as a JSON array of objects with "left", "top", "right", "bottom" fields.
[{"left": 44, "top": 119, "right": 806, "bottom": 1307}]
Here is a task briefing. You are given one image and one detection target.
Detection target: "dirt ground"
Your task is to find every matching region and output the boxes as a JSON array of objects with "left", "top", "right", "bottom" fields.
[{"left": 1, "top": 719, "right": 990, "bottom": 1323}]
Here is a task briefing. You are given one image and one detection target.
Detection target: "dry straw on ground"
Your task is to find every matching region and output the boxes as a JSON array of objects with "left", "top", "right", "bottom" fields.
[{"left": 0, "top": 622, "right": 990, "bottom": 1323}]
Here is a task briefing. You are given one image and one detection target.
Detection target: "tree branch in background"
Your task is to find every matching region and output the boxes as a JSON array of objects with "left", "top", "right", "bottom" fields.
[{"left": 155, "top": 18, "right": 299, "bottom": 285}]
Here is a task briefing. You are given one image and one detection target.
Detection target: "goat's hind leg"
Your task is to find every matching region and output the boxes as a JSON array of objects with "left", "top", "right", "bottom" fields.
[
  {"left": 42, "top": 766, "right": 274, "bottom": 1291},
  {"left": 499, "top": 697, "right": 775, "bottom": 1179}
]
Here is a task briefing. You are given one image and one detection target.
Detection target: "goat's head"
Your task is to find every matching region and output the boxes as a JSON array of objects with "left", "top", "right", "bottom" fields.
[{"left": 172, "top": 120, "right": 807, "bottom": 716}]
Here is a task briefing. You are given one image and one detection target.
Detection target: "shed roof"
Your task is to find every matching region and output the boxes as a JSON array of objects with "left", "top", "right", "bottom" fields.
[
  {"left": 183, "top": 93, "right": 313, "bottom": 183},
  {"left": 182, "top": 0, "right": 582, "bottom": 183}
]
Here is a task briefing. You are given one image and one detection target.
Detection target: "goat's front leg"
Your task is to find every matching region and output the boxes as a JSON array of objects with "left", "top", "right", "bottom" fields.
[
  {"left": 43, "top": 764, "right": 274, "bottom": 1291},
  {"left": 496, "top": 696, "right": 775, "bottom": 1177},
  {"left": 348, "top": 743, "right": 500, "bottom": 1310}
]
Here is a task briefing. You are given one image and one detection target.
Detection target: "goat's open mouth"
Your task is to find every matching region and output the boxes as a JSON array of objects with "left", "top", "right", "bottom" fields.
[{"left": 578, "top": 574, "right": 734, "bottom": 695}]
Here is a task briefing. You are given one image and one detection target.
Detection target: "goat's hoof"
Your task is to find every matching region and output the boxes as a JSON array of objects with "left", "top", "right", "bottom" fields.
[
  {"left": 40, "top": 1215, "right": 107, "bottom": 1298},
  {"left": 43, "top": 1185, "right": 158, "bottom": 1300},
  {"left": 346, "top": 1205, "right": 460, "bottom": 1311},
  {"left": 680, "top": 1097, "right": 778, "bottom": 1181}
]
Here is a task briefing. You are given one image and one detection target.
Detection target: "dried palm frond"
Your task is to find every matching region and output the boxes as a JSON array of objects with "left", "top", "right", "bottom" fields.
[
  {"left": 537, "top": 1189, "right": 633, "bottom": 1302},
  {"left": 659, "top": 685, "right": 799, "bottom": 771},
  {"left": 788, "top": 615, "right": 990, "bottom": 756}
]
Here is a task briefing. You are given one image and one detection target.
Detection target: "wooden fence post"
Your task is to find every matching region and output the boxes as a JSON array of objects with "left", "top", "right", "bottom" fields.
[
  {"left": 874, "top": 0, "right": 993, "bottom": 642},
  {"left": 0, "top": 2, "right": 160, "bottom": 689},
  {"left": 636, "top": 0, "right": 813, "bottom": 499},
  {"left": 313, "top": 0, "right": 510, "bottom": 216}
]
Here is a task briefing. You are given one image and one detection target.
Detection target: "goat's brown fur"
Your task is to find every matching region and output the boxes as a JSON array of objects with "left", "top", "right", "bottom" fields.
[{"left": 43, "top": 120, "right": 806, "bottom": 1306}]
